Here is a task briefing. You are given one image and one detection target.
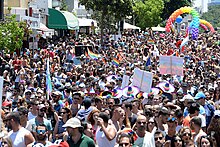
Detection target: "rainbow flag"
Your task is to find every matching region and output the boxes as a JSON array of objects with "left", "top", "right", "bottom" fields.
[
  {"left": 88, "top": 49, "right": 99, "bottom": 60},
  {"left": 85, "top": 51, "right": 89, "bottom": 57},
  {"left": 102, "top": 57, "right": 106, "bottom": 64},
  {"left": 148, "top": 40, "right": 155, "bottom": 44},
  {"left": 117, "top": 53, "right": 123, "bottom": 61},
  {"left": 112, "top": 58, "right": 119, "bottom": 66}
]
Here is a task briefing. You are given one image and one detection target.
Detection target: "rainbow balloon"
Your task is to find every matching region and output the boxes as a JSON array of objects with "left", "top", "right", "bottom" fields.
[
  {"left": 166, "top": 6, "right": 200, "bottom": 40},
  {"left": 200, "top": 19, "right": 215, "bottom": 33},
  {"left": 200, "top": 24, "right": 208, "bottom": 31}
]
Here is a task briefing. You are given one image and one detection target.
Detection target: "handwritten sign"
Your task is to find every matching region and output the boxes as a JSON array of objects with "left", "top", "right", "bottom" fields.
[
  {"left": 159, "top": 56, "right": 183, "bottom": 76},
  {"left": 132, "top": 68, "right": 153, "bottom": 93}
]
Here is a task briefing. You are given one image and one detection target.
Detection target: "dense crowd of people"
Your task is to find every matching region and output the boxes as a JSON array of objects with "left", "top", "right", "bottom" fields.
[{"left": 0, "top": 29, "right": 219, "bottom": 147}]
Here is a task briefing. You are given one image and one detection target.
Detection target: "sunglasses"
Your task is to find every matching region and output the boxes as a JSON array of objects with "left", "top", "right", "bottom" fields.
[
  {"left": 183, "top": 133, "right": 191, "bottom": 137},
  {"left": 167, "top": 117, "right": 176, "bottom": 122},
  {"left": 40, "top": 109, "right": 46, "bottom": 112},
  {"left": 119, "top": 143, "right": 130, "bottom": 147},
  {"left": 155, "top": 137, "right": 163, "bottom": 141},
  {"left": 137, "top": 121, "right": 147, "bottom": 125},
  {"left": 59, "top": 112, "right": 67, "bottom": 115},
  {"left": 36, "top": 129, "right": 46, "bottom": 134},
  {"left": 148, "top": 121, "right": 155, "bottom": 124}
]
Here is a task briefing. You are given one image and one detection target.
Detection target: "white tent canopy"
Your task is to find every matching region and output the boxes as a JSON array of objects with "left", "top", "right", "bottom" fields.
[
  {"left": 149, "top": 27, "right": 165, "bottom": 32},
  {"left": 78, "top": 18, "right": 98, "bottom": 27},
  {"left": 124, "top": 22, "right": 140, "bottom": 30}
]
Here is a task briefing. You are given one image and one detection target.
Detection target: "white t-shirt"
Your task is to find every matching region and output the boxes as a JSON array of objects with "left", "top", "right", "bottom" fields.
[
  {"left": 134, "top": 131, "right": 155, "bottom": 147},
  {"left": 198, "top": 114, "right": 206, "bottom": 128},
  {"left": 96, "top": 126, "right": 116, "bottom": 147},
  {"left": 28, "top": 112, "right": 37, "bottom": 121},
  {"left": 8, "top": 127, "right": 31, "bottom": 147},
  {"left": 194, "top": 130, "right": 207, "bottom": 146}
]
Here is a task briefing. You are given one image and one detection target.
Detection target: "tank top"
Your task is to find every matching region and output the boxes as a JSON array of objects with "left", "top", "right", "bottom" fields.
[
  {"left": 96, "top": 127, "right": 116, "bottom": 147},
  {"left": 8, "top": 127, "right": 31, "bottom": 147}
]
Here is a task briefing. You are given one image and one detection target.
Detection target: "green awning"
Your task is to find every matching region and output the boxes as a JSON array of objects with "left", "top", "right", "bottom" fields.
[{"left": 48, "top": 8, "right": 79, "bottom": 30}]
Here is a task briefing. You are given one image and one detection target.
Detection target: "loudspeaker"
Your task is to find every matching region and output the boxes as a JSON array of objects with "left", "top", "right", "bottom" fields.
[{"left": 75, "top": 45, "right": 85, "bottom": 56}]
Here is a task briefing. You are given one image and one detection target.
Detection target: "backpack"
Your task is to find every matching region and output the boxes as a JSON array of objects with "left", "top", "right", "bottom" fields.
[{"left": 206, "top": 103, "right": 215, "bottom": 117}]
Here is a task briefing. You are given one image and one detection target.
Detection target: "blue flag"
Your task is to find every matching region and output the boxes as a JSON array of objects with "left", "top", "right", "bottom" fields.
[
  {"left": 46, "top": 58, "right": 52, "bottom": 96},
  {"left": 146, "top": 57, "right": 151, "bottom": 67}
]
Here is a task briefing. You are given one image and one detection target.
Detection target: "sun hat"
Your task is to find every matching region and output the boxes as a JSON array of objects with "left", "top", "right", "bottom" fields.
[
  {"left": 62, "top": 117, "right": 82, "bottom": 129},
  {"left": 107, "top": 75, "right": 118, "bottom": 83},
  {"left": 156, "top": 82, "right": 175, "bottom": 93},
  {"left": 122, "top": 86, "right": 140, "bottom": 98},
  {"left": 99, "top": 91, "right": 113, "bottom": 99},
  {"left": 112, "top": 89, "right": 122, "bottom": 98},
  {"left": 143, "top": 87, "right": 160, "bottom": 98}
]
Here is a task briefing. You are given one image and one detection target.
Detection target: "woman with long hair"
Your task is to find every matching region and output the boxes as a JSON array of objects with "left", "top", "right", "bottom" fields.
[
  {"left": 87, "top": 109, "right": 100, "bottom": 142},
  {"left": 53, "top": 107, "right": 72, "bottom": 140},
  {"left": 0, "top": 136, "right": 13, "bottom": 147},
  {"left": 146, "top": 117, "right": 157, "bottom": 133},
  {"left": 179, "top": 126, "right": 193, "bottom": 144},
  {"left": 118, "top": 110, "right": 131, "bottom": 131}
]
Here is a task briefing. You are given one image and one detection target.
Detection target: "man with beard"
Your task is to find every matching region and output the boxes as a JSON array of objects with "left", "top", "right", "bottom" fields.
[
  {"left": 5, "top": 112, "right": 35, "bottom": 147},
  {"left": 154, "top": 131, "right": 165, "bottom": 147},
  {"left": 63, "top": 117, "right": 95, "bottom": 147},
  {"left": 27, "top": 104, "right": 53, "bottom": 140},
  {"left": 27, "top": 123, "right": 53, "bottom": 147},
  {"left": 134, "top": 115, "right": 155, "bottom": 147}
]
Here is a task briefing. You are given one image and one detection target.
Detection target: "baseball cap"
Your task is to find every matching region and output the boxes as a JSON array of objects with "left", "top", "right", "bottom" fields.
[
  {"left": 38, "top": 104, "right": 46, "bottom": 110},
  {"left": 194, "top": 92, "right": 206, "bottom": 100},
  {"left": 73, "top": 91, "right": 84, "bottom": 97},
  {"left": 25, "top": 90, "right": 32, "bottom": 94},
  {"left": 62, "top": 117, "right": 82, "bottom": 129},
  {"left": 214, "top": 110, "right": 220, "bottom": 117},
  {"left": 180, "top": 94, "right": 194, "bottom": 102}
]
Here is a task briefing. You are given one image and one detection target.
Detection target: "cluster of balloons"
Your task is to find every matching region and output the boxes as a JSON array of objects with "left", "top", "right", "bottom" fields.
[
  {"left": 165, "top": 6, "right": 200, "bottom": 40},
  {"left": 165, "top": 6, "right": 215, "bottom": 40}
]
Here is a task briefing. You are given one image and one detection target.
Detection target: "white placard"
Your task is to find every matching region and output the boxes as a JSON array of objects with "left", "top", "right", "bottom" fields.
[{"left": 121, "top": 75, "right": 130, "bottom": 89}]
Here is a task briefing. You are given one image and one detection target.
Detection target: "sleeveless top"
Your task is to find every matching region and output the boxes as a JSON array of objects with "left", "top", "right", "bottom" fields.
[
  {"left": 96, "top": 127, "right": 116, "bottom": 147},
  {"left": 8, "top": 127, "right": 31, "bottom": 147},
  {"left": 57, "top": 120, "right": 66, "bottom": 138}
]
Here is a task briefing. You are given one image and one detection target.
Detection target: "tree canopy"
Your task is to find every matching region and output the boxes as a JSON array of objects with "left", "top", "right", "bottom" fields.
[
  {"left": 162, "top": 0, "right": 192, "bottom": 20},
  {"left": 133, "top": 0, "right": 164, "bottom": 29},
  {"left": 79, "top": 0, "right": 133, "bottom": 45},
  {"left": 202, "top": 5, "right": 220, "bottom": 29},
  {"left": 0, "top": 15, "right": 25, "bottom": 53}
]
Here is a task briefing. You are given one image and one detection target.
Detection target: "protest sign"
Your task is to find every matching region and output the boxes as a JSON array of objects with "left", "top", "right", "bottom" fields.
[
  {"left": 132, "top": 68, "right": 153, "bottom": 93},
  {"left": 159, "top": 56, "right": 183, "bottom": 76},
  {"left": 122, "top": 75, "right": 130, "bottom": 89}
]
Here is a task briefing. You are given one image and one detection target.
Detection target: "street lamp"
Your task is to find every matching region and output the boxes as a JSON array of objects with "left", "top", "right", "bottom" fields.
[{"left": 0, "top": 0, "right": 4, "bottom": 21}]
